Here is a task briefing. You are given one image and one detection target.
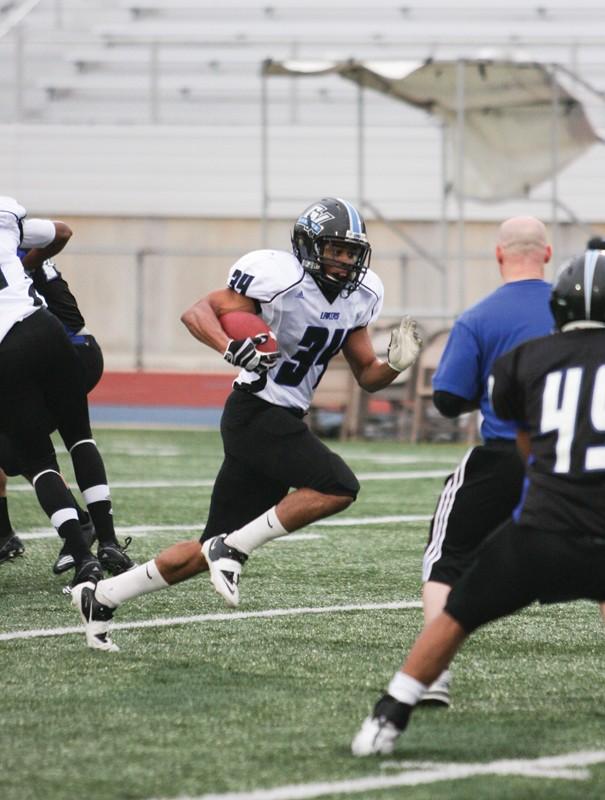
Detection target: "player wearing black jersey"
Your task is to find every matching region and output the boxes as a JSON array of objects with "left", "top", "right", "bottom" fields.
[
  {"left": 0, "top": 250, "right": 135, "bottom": 577},
  {"left": 0, "top": 254, "right": 102, "bottom": 569},
  {"left": 0, "top": 197, "right": 132, "bottom": 589},
  {"left": 352, "top": 250, "right": 605, "bottom": 756}
]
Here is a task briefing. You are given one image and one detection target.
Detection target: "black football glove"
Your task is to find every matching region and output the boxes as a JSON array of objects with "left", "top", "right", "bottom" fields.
[{"left": 223, "top": 334, "right": 279, "bottom": 374}]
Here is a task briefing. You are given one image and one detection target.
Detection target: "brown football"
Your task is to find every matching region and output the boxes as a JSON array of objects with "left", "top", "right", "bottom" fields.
[{"left": 219, "top": 311, "right": 277, "bottom": 352}]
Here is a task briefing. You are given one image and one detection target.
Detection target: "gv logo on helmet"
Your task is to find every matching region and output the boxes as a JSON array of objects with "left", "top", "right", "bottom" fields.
[{"left": 297, "top": 204, "right": 335, "bottom": 235}]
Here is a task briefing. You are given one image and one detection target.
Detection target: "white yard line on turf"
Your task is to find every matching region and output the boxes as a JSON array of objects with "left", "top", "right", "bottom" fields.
[
  {"left": 335, "top": 453, "right": 459, "bottom": 465},
  {"left": 0, "top": 600, "right": 421, "bottom": 643},
  {"left": 17, "top": 529, "right": 325, "bottom": 541},
  {"left": 8, "top": 470, "right": 450, "bottom": 492},
  {"left": 17, "top": 515, "right": 431, "bottom": 540},
  {"left": 315, "top": 514, "right": 431, "bottom": 527},
  {"left": 146, "top": 751, "right": 605, "bottom": 800},
  {"left": 58, "top": 446, "right": 458, "bottom": 465}
]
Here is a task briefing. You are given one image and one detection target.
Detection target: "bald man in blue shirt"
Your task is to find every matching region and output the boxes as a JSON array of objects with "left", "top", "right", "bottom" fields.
[{"left": 420, "top": 216, "right": 554, "bottom": 706}]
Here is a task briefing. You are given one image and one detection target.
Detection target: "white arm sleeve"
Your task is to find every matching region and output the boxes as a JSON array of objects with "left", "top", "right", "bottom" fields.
[{"left": 21, "top": 219, "right": 56, "bottom": 249}]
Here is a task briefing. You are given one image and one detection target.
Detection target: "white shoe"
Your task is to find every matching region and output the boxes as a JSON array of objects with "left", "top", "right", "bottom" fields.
[
  {"left": 419, "top": 670, "right": 451, "bottom": 707},
  {"left": 71, "top": 581, "right": 119, "bottom": 652},
  {"left": 201, "top": 534, "right": 248, "bottom": 608},
  {"left": 351, "top": 715, "right": 401, "bottom": 757}
]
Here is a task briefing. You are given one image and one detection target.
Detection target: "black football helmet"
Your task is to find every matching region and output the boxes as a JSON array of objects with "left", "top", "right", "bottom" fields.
[
  {"left": 291, "top": 197, "right": 371, "bottom": 297},
  {"left": 550, "top": 250, "right": 605, "bottom": 329}
]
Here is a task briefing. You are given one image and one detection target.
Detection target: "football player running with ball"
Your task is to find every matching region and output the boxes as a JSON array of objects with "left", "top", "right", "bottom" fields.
[{"left": 73, "top": 197, "right": 422, "bottom": 651}]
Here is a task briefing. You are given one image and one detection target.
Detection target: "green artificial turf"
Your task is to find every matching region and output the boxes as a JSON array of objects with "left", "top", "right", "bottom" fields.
[{"left": 1, "top": 430, "right": 603, "bottom": 800}]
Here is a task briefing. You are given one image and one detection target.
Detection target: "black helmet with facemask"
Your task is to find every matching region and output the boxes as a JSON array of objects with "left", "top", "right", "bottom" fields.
[{"left": 291, "top": 197, "right": 371, "bottom": 298}]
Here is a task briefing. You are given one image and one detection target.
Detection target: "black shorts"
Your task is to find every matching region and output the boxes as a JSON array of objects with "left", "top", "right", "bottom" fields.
[
  {"left": 0, "top": 309, "right": 92, "bottom": 477},
  {"left": 0, "top": 332, "right": 103, "bottom": 476},
  {"left": 73, "top": 334, "right": 104, "bottom": 393},
  {"left": 423, "top": 440, "right": 525, "bottom": 585},
  {"left": 201, "top": 389, "right": 359, "bottom": 541},
  {"left": 445, "top": 519, "right": 605, "bottom": 633}
]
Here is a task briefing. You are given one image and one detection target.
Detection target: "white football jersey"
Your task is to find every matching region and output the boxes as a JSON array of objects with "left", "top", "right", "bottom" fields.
[
  {"left": 227, "top": 249, "right": 384, "bottom": 411},
  {"left": 0, "top": 196, "right": 55, "bottom": 343}
]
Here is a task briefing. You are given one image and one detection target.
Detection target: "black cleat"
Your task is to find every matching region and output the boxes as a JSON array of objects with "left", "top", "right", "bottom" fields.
[
  {"left": 97, "top": 537, "right": 135, "bottom": 576},
  {"left": 52, "top": 542, "right": 75, "bottom": 575},
  {"left": 0, "top": 533, "right": 25, "bottom": 564},
  {"left": 80, "top": 515, "right": 97, "bottom": 548},
  {"left": 72, "top": 557, "right": 104, "bottom": 588},
  {"left": 71, "top": 581, "right": 119, "bottom": 652},
  {"left": 52, "top": 516, "right": 97, "bottom": 575}
]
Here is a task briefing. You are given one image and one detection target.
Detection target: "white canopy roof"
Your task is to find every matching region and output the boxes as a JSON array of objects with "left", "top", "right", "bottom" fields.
[{"left": 263, "top": 58, "right": 601, "bottom": 201}]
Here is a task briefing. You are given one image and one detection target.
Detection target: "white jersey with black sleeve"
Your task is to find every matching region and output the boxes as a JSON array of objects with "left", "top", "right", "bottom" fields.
[
  {"left": 227, "top": 249, "right": 384, "bottom": 411},
  {"left": 0, "top": 196, "right": 55, "bottom": 343}
]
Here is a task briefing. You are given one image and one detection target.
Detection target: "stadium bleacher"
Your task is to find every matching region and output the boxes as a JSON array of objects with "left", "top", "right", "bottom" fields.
[{"left": 3, "top": 0, "right": 605, "bottom": 127}]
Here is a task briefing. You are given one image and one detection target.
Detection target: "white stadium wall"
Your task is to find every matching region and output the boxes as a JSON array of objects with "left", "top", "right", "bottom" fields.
[{"left": 2, "top": 122, "right": 605, "bottom": 223}]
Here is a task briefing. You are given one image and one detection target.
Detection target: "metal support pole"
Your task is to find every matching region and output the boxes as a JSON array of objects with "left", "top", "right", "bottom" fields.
[
  {"left": 261, "top": 65, "right": 269, "bottom": 248},
  {"left": 14, "top": 27, "right": 24, "bottom": 123},
  {"left": 550, "top": 65, "right": 560, "bottom": 263},
  {"left": 135, "top": 251, "right": 146, "bottom": 371},
  {"left": 54, "top": 0, "right": 63, "bottom": 29},
  {"left": 455, "top": 59, "right": 466, "bottom": 314},
  {"left": 149, "top": 41, "right": 159, "bottom": 124},
  {"left": 440, "top": 120, "right": 449, "bottom": 315},
  {"left": 357, "top": 77, "right": 365, "bottom": 209},
  {"left": 399, "top": 254, "right": 409, "bottom": 309},
  {"left": 289, "top": 41, "right": 299, "bottom": 124}
]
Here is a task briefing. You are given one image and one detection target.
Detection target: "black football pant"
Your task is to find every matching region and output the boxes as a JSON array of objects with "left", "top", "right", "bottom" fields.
[
  {"left": 0, "top": 332, "right": 103, "bottom": 476},
  {"left": 445, "top": 520, "right": 605, "bottom": 633},
  {"left": 202, "top": 389, "right": 359, "bottom": 541},
  {"left": 0, "top": 309, "right": 92, "bottom": 471},
  {"left": 423, "top": 440, "right": 525, "bottom": 585},
  {"left": 0, "top": 309, "right": 109, "bottom": 561}
]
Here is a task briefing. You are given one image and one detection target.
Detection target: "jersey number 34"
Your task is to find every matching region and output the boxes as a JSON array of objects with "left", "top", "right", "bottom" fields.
[{"left": 275, "top": 326, "right": 346, "bottom": 387}]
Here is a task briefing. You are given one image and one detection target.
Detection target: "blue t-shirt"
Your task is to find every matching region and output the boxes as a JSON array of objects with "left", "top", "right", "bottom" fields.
[{"left": 432, "top": 279, "right": 554, "bottom": 440}]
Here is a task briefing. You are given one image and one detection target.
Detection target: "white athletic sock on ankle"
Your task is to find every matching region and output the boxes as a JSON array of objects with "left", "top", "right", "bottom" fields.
[
  {"left": 387, "top": 671, "right": 427, "bottom": 706},
  {"left": 95, "top": 560, "right": 168, "bottom": 608},
  {"left": 224, "top": 506, "right": 288, "bottom": 555}
]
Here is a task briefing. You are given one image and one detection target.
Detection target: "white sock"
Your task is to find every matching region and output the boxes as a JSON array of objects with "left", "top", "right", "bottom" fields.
[
  {"left": 95, "top": 560, "right": 168, "bottom": 608},
  {"left": 387, "top": 671, "right": 427, "bottom": 706},
  {"left": 224, "top": 506, "right": 288, "bottom": 555}
]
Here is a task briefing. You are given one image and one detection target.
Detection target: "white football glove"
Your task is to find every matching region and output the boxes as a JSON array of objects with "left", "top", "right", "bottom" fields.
[{"left": 387, "top": 316, "right": 422, "bottom": 372}]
